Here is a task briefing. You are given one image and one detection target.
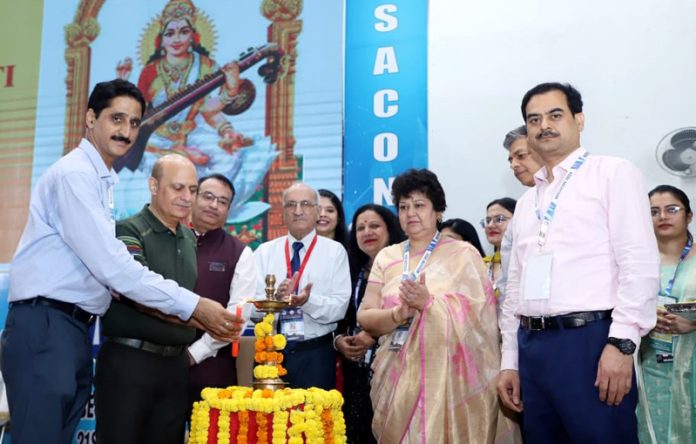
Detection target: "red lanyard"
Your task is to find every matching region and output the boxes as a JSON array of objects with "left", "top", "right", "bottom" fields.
[{"left": 284, "top": 234, "right": 318, "bottom": 292}]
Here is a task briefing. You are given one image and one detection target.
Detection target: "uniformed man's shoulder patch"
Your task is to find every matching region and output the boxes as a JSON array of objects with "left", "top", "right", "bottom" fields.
[{"left": 118, "top": 236, "right": 144, "bottom": 257}]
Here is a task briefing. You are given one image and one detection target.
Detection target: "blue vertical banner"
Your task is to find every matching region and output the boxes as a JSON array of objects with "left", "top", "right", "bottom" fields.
[{"left": 344, "top": 1, "right": 429, "bottom": 219}]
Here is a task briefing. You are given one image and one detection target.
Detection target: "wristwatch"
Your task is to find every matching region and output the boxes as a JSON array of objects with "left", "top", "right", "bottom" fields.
[{"left": 607, "top": 337, "right": 636, "bottom": 355}]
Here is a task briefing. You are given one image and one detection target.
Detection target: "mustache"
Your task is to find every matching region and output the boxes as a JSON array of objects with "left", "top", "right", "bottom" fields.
[
  {"left": 111, "top": 135, "right": 132, "bottom": 144},
  {"left": 537, "top": 130, "right": 559, "bottom": 139}
]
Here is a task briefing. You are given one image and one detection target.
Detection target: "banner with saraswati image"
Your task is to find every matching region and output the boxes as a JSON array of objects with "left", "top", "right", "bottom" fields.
[
  {"left": 33, "top": 0, "right": 343, "bottom": 253},
  {"left": 12, "top": 1, "right": 344, "bottom": 442}
]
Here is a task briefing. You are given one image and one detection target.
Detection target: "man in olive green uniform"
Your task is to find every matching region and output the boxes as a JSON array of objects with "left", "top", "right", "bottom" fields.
[{"left": 95, "top": 154, "right": 200, "bottom": 444}]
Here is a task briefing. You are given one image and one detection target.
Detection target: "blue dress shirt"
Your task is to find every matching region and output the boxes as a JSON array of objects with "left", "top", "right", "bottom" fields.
[{"left": 9, "top": 138, "right": 198, "bottom": 319}]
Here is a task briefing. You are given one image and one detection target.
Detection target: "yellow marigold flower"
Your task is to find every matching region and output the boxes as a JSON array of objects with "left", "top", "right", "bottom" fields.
[
  {"left": 261, "top": 322, "right": 273, "bottom": 335},
  {"left": 253, "top": 365, "right": 279, "bottom": 379},
  {"left": 254, "top": 323, "right": 265, "bottom": 338},
  {"left": 272, "top": 334, "right": 287, "bottom": 350}
]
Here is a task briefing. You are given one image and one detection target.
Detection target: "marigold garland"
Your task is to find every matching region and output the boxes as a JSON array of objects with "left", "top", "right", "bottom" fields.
[
  {"left": 322, "top": 409, "right": 334, "bottom": 444},
  {"left": 188, "top": 312, "right": 348, "bottom": 443},
  {"left": 237, "top": 410, "right": 249, "bottom": 444},
  {"left": 189, "top": 401, "right": 210, "bottom": 443},
  {"left": 218, "top": 409, "right": 231, "bottom": 444},
  {"left": 254, "top": 365, "right": 279, "bottom": 379},
  {"left": 272, "top": 410, "right": 289, "bottom": 444},
  {"left": 189, "top": 387, "right": 347, "bottom": 444},
  {"left": 253, "top": 312, "right": 288, "bottom": 379},
  {"left": 256, "top": 411, "right": 269, "bottom": 444}
]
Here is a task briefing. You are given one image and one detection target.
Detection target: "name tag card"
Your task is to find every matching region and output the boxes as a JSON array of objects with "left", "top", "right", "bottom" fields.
[
  {"left": 522, "top": 253, "right": 553, "bottom": 301},
  {"left": 389, "top": 319, "right": 412, "bottom": 351},
  {"left": 280, "top": 309, "right": 305, "bottom": 342},
  {"left": 208, "top": 261, "right": 226, "bottom": 272}
]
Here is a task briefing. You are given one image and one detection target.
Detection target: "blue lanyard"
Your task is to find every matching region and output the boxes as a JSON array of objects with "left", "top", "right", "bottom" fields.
[
  {"left": 660, "top": 237, "right": 693, "bottom": 297},
  {"left": 354, "top": 268, "right": 366, "bottom": 312},
  {"left": 534, "top": 151, "right": 589, "bottom": 248},
  {"left": 402, "top": 231, "right": 441, "bottom": 281}
]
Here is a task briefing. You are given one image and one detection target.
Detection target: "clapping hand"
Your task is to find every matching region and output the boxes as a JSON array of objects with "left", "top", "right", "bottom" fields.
[
  {"left": 275, "top": 273, "right": 298, "bottom": 301},
  {"left": 399, "top": 273, "right": 431, "bottom": 311},
  {"left": 291, "top": 282, "right": 313, "bottom": 307},
  {"left": 275, "top": 272, "right": 312, "bottom": 307}
]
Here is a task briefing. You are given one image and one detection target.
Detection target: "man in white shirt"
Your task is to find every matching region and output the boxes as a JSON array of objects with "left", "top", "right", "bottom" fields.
[{"left": 253, "top": 182, "right": 351, "bottom": 389}]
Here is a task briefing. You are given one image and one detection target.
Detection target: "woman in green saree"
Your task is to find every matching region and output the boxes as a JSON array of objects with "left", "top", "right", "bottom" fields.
[{"left": 638, "top": 184, "right": 696, "bottom": 444}]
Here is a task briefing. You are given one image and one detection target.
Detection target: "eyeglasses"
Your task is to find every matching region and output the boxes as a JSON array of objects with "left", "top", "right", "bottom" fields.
[
  {"left": 480, "top": 215, "right": 509, "bottom": 228},
  {"left": 198, "top": 191, "right": 231, "bottom": 207},
  {"left": 283, "top": 200, "right": 317, "bottom": 211},
  {"left": 651, "top": 205, "right": 684, "bottom": 218}
]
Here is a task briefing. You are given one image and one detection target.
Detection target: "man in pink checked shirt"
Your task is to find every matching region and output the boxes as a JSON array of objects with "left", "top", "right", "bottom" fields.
[{"left": 496, "top": 82, "right": 659, "bottom": 444}]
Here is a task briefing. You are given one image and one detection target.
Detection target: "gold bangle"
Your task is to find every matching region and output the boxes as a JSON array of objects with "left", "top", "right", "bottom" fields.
[{"left": 390, "top": 307, "right": 400, "bottom": 325}]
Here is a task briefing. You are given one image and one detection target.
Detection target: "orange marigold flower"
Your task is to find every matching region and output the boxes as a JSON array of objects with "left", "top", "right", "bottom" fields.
[
  {"left": 255, "top": 340, "right": 265, "bottom": 352},
  {"left": 277, "top": 364, "right": 288, "bottom": 376},
  {"left": 264, "top": 336, "right": 274, "bottom": 348},
  {"left": 275, "top": 353, "right": 284, "bottom": 364},
  {"left": 261, "top": 389, "right": 274, "bottom": 399},
  {"left": 218, "top": 389, "right": 232, "bottom": 399}
]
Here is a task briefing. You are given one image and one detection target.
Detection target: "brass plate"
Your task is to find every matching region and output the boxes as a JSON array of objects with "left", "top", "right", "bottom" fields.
[{"left": 251, "top": 300, "right": 290, "bottom": 312}]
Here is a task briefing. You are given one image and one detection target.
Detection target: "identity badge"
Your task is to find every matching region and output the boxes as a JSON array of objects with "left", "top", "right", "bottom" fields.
[
  {"left": 389, "top": 319, "right": 412, "bottom": 351},
  {"left": 655, "top": 352, "right": 674, "bottom": 364},
  {"left": 522, "top": 253, "right": 553, "bottom": 301},
  {"left": 209, "top": 261, "right": 226, "bottom": 272},
  {"left": 280, "top": 309, "right": 305, "bottom": 342}
]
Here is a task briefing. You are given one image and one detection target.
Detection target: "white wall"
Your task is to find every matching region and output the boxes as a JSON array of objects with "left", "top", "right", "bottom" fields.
[{"left": 429, "top": 0, "right": 696, "bottom": 250}]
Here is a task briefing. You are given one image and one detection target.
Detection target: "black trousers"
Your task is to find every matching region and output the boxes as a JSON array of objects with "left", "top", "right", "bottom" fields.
[
  {"left": 284, "top": 335, "right": 336, "bottom": 390},
  {"left": 95, "top": 341, "right": 188, "bottom": 444},
  {"left": 1, "top": 303, "right": 92, "bottom": 444}
]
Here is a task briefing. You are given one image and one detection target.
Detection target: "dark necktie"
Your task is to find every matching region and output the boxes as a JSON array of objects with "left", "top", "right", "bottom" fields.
[{"left": 291, "top": 241, "right": 304, "bottom": 274}]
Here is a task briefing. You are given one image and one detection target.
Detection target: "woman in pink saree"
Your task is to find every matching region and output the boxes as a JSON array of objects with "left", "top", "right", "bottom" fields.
[{"left": 358, "top": 169, "right": 520, "bottom": 443}]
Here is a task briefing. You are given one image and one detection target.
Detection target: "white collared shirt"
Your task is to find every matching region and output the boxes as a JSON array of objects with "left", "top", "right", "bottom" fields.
[{"left": 253, "top": 230, "right": 351, "bottom": 339}]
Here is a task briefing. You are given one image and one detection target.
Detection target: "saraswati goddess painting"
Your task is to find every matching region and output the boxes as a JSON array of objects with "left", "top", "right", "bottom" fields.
[{"left": 111, "top": 0, "right": 282, "bottom": 232}]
